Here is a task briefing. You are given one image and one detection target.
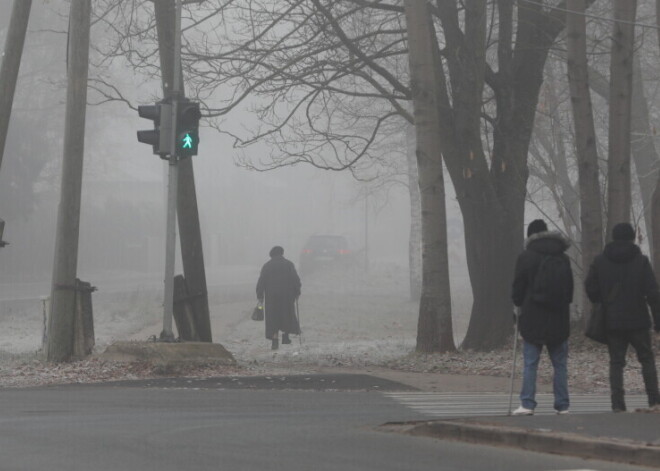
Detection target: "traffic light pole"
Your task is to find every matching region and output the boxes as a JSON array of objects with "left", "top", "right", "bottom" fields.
[{"left": 160, "top": 0, "right": 183, "bottom": 341}]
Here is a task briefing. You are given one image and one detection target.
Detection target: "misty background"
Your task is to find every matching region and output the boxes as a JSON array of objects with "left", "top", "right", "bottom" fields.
[
  {"left": 7, "top": 1, "right": 655, "bottom": 355},
  {"left": 0, "top": 1, "right": 474, "bottom": 353}
]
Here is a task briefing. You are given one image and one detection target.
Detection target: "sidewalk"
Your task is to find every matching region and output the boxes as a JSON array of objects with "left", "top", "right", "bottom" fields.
[
  {"left": 384, "top": 412, "right": 660, "bottom": 468},
  {"left": 356, "top": 368, "right": 660, "bottom": 468}
]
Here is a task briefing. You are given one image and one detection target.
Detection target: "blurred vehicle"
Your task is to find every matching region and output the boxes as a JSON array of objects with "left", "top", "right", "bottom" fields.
[{"left": 299, "top": 235, "right": 351, "bottom": 274}]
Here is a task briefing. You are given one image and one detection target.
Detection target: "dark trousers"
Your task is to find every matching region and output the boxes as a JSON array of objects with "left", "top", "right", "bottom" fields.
[{"left": 607, "top": 329, "right": 660, "bottom": 410}]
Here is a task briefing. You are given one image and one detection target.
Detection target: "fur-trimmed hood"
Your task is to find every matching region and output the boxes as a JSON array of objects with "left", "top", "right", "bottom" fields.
[{"left": 525, "top": 230, "right": 571, "bottom": 256}]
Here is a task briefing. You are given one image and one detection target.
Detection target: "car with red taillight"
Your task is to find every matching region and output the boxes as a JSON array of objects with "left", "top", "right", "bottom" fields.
[{"left": 299, "top": 235, "right": 351, "bottom": 274}]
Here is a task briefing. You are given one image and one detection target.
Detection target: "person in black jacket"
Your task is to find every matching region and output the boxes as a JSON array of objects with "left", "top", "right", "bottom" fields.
[
  {"left": 511, "top": 219, "right": 574, "bottom": 415},
  {"left": 256, "top": 246, "right": 301, "bottom": 350},
  {"left": 585, "top": 222, "right": 660, "bottom": 412}
]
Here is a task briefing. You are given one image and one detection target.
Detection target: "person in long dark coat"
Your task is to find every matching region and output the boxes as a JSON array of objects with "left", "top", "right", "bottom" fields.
[
  {"left": 585, "top": 222, "right": 660, "bottom": 412},
  {"left": 256, "top": 246, "right": 301, "bottom": 350},
  {"left": 511, "top": 219, "right": 573, "bottom": 416}
]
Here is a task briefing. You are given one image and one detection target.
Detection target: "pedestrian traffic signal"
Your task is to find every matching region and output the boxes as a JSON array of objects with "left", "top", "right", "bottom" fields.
[
  {"left": 176, "top": 100, "right": 201, "bottom": 158},
  {"left": 137, "top": 102, "right": 173, "bottom": 157}
]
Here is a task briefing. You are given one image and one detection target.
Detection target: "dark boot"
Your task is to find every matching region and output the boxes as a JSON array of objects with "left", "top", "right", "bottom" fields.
[
  {"left": 282, "top": 333, "right": 291, "bottom": 344},
  {"left": 271, "top": 334, "right": 279, "bottom": 350}
]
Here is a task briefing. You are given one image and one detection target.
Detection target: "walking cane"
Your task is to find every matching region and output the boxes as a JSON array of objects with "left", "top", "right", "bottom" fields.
[
  {"left": 295, "top": 298, "right": 304, "bottom": 346},
  {"left": 507, "top": 307, "right": 520, "bottom": 416}
]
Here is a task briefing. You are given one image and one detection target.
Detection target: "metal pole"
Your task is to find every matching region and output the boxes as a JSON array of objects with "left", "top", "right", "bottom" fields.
[{"left": 160, "top": 0, "right": 182, "bottom": 341}]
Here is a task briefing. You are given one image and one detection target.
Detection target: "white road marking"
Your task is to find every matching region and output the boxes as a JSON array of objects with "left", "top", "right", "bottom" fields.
[{"left": 383, "top": 392, "right": 648, "bottom": 418}]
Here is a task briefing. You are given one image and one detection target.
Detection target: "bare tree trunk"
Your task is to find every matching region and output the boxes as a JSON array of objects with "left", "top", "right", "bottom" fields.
[
  {"left": 566, "top": 0, "right": 603, "bottom": 293},
  {"left": 154, "top": 0, "right": 212, "bottom": 342},
  {"left": 607, "top": 0, "right": 637, "bottom": 237},
  {"left": 586, "top": 59, "right": 658, "bottom": 249},
  {"left": 47, "top": 0, "right": 91, "bottom": 362},
  {"left": 629, "top": 56, "right": 660, "bottom": 252},
  {"left": 456, "top": 0, "right": 559, "bottom": 350},
  {"left": 0, "top": 0, "right": 32, "bottom": 170},
  {"left": 652, "top": 0, "right": 660, "bottom": 271},
  {"left": 406, "top": 122, "right": 422, "bottom": 301},
  {"left": 404, "top": 0, "right": 454, "bottom": 352}
]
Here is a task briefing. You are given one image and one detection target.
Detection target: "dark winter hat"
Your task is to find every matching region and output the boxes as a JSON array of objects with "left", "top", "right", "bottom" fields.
[
  {"left": 269, "top": 246, "right": 284, "bottom": 257},
  {"left": 612, "top": 223, "right": 635, "bottom": 241},
  {"left": 527, "top": 219, "right": 548, "bottom": 238}
]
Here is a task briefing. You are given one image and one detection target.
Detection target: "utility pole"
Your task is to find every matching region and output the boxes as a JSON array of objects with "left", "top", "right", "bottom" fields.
[
  {"left": 47, "top": 0, "right": 91, "bottom": 362},
  {"left": 0, "top": 0, "right": 32, "bottom": 171},
  {"left": 154, "top": 0, "right": 212, "bottom": 342}
]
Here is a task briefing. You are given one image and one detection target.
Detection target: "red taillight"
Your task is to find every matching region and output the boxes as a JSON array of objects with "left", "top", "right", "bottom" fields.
[
  {"left": 338, "top": 249, "right": 350, "bottom": 255},
  {"left": 302, "top": 249, "right": 313, "bottom": 254}
]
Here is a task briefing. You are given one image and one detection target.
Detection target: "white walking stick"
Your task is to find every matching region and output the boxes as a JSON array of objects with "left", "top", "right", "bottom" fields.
[
  {"left": 508, "top": 307, "right": 520, "bottom": 416},
  {"left": 295, "top": 298, "right": 303, "bottom": 346}
]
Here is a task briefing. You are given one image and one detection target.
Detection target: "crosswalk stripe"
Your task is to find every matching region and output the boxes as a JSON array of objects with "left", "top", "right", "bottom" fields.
[{"left": 383, "top": 392, "right": 649, "bottom": 418}]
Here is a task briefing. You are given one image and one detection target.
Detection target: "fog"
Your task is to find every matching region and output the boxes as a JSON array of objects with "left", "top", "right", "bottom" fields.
[
  {"left": 0, "top": 2, "right": 413, "bottom": 280},
  {"left": 0, "top": 1, "right": 479, "bottom": 357}
]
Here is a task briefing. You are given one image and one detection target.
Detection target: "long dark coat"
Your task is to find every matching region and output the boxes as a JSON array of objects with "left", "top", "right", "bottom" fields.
[
  {"left": 256, "top": 255, "right": 301, "bottom": 339},
  {"left": 511, "top": 231, "right": 573, "bottom": 346},
  {"left": 585, "top": 240, "right": 660, "bottom": 331}
]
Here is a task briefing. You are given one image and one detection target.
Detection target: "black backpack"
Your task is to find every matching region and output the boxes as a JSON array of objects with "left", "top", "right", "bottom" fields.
[{"left": 531, "top": 254, "right": 571, "bottom": 307}]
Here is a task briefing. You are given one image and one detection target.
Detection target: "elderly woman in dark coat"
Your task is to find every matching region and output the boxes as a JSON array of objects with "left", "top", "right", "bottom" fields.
[{"left": 256, "top": 246, "right": 301, "bottom": 350}]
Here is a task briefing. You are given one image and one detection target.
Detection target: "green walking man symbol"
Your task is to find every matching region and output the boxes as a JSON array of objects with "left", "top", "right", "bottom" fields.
[{"left": 182, "top": 133, "right": 194, "bottom": 149}]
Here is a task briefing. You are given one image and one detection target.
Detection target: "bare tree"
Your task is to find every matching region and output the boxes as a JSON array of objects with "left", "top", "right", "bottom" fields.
[
  {"left": 404, "top": 0, "right": 454, "bottom": 352},
  {"left": 606, "top": 0, "right": 637, "bottom": 236},
  {"left": 92, "top": 1, "right": 588, "bottom": 350},
  {"left": 566, "top": 0, "right": 603, "bottom": 292},
  {"left": 652, "top": 0, "right": 660, "bottom": 271}
]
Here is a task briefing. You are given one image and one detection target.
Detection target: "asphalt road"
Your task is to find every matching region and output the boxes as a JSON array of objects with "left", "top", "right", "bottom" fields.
[{"left": 0, "top": 381, "right": 651, "bottom": 471}]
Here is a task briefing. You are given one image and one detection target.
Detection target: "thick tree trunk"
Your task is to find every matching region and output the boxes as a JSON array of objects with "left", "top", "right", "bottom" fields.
[
  {"left": 461, "top": 199, "right": 520, "bottom": 350},
  {"left": 404, "top": 0, "right": 454, "bottom": 352},
  {"left": 606, "top": 0, "right": 637, "bottom": 237},
  {"left": 47, "top": 0, "right": 91, "bottom": 362},
  {"left": 653, "top": 0, "right": 660, "bottom": 271},
  {"left": 457, "top": 0, "right": 558, "bottom": 350},
  {"left": 566, "top": 0, "right": 603, "bottom": 295},
  {"left": 0, "top": 0, "right": 32, "bottom": 171}
]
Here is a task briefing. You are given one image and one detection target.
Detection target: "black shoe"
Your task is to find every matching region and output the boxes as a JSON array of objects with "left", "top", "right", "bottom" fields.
[
  {"left": 271, "top": 338, "right": 279, "bottom": 350},
  {"left": 282, "top": 333, "right": 291, "bottom": 344}
]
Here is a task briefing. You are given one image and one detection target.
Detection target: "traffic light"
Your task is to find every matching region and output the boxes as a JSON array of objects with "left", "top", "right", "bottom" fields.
[
  {"left": 176, "top": 100, "right": 201, "bottom": 158},
  {"left": 0, "top": 218, "right": 7, "bottom": 248},
  {"left": 137, "top": 102, "right": 173, "bottom": 157}
]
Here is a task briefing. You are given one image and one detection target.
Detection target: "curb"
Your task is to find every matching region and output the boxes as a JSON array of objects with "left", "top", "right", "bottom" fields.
[{"left": 380, "top": 420, "right": 660, "bottom": 468}]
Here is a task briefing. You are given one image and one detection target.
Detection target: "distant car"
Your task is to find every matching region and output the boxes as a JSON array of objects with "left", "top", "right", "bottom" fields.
[{"left": 299, "top": 235, "right": 351, "bottom": 274}]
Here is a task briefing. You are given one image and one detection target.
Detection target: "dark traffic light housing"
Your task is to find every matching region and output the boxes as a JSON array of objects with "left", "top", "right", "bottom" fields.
[
  {"left": 176, "top": 100, "right": 201, "bottom": 158},
  {"left": 137, "top": 102, "right": 172, "bottom": 157},
  {"left": 0, "top": 218, "right": 7, "bottom": 248}
]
